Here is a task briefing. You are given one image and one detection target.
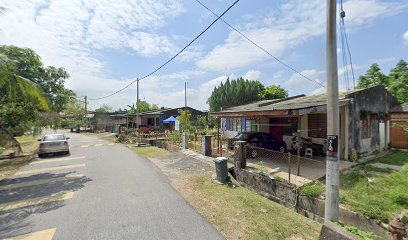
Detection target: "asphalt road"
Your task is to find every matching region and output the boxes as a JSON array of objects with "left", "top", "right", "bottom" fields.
[{"left": 0, "top": 131, "right": 223, "bottom": 240}]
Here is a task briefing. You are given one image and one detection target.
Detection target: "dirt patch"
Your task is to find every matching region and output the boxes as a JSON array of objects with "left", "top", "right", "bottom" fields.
[{"left": 147, "top": 151, "right": 321, "bottom": 240}]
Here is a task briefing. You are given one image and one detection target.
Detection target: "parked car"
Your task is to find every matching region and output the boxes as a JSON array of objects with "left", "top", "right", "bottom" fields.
[
  {"left": 38, "top": 134, "right": 70, "bottom": 158},
  {"left": 230, "top": 132, "right": 287, "bottom": 158}
]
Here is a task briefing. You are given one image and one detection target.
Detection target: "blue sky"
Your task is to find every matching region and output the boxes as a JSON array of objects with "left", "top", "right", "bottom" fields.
[{"left": 0, "top": 0, "right": 407, "bottom": 111}]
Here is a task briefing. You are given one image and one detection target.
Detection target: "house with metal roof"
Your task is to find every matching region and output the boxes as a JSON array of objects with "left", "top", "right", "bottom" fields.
[{"left": 212, "top": 85, "right": 401, "bottom": 160}]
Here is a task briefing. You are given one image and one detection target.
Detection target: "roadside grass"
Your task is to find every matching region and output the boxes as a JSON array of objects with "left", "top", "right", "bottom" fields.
[
  {"left": 131, "top": 146, "right": 170, "bottom": 158},
  {"left": 187, "top": 174, "right": 321, "bottom": 240},
  {"left": 15, "top": 134, "right": 39, "bottom": 153},
  {"left": 376, "top": 150, "right": 408, "bottom": 166},
  {"left": 339, "top": 151, "right": 408, "bottom": 222},
  {"left": 0, "top": 156, "right": 32, "bottom": 181},
  {"left": 299, "top": 181, "right": 325, "bottom": 198},
  {"left": 0, "top": 134, "right": 38, "bottom": 180}
]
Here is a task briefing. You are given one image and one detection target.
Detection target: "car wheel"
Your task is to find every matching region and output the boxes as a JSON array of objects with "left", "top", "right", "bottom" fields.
[
  {"left": 65, "top": 151, "right": 70, "bottom": 155},
  {"left": 38, "top": 153, "right": 44, "bottom": 158},
  {"left": 251, "top": 149, "right": 258, "bottom": 158},
  {"left": 279, "top": 146, "right": 286, "bottom": 153}
]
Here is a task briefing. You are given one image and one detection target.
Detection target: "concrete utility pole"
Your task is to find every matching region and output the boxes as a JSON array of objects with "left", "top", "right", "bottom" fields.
[
  {"left": 84, "top": 96, "right": 87, "bottom": 129},
  {"left": 325, "top": 0, "right": 340, "bottom": 222},
  {"left": 136, "top": 78, "right": 140, "bottom": 143},
  {"left": 185, "top": 82, "right": 187, "bottom": 131}
]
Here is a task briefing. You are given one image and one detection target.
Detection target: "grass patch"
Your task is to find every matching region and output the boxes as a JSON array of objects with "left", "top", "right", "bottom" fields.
[
  {"left": 339, "top": 151, "right": 408, "bottom": 222},
  {"left": 299, "top": 181, "right": 325, "bottom": 197},
  {"left": 0, "top": 156, "right": 32, "bottom": 181},
  {"left": 335, "top": 223, "right": 375, "bottom": 240},
  {"left": 15, "top": 134, "right": 39, "bottom": 153},
  {"left": 189, "top": 174, "right": 321, "bottom": 240},
  {"left": 376, "top": 150, "right": 408, "bottom": 166},
  {"left": 131, "top": 146, "right": 170, "bottom": 158}
]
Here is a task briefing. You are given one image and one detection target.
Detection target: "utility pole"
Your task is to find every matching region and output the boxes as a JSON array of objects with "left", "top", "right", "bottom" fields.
[
  {"left": 325, "top": 0, "right": 340, "bottom": 222},
  {"left": 84, "top": 96, "right": 87, "bottom": 129},
  {"left": 185, "top": 82, "right": 187, "bottom": 131},
  {"left": 136, "top": 78, "right": 140, "bottom": 144}
]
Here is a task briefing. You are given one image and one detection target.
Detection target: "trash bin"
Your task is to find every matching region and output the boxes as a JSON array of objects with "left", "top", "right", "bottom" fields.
[{"left": 214, "top": 157, "right": 228, "bottom": 183}]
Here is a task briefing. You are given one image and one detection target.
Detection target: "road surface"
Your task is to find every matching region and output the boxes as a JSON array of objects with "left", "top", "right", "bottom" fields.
[{"left": 0, "top": 131, "right": 223, "bottom": 240}]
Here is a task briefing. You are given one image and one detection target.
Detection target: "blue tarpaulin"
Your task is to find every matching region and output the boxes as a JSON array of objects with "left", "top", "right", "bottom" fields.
[{"left": 162, "top": 116, "right": 177, "bottom": 123}]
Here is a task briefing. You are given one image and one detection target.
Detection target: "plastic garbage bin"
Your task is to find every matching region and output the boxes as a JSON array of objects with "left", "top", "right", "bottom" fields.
[{"left": 214, "top": 157, "right": 228, "bottom": 183}]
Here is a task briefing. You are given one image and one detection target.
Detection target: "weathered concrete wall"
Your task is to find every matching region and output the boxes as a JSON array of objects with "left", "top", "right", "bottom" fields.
[
  {"left": 347, "top": 86, "right": 400, "bottom": 156},
  {"left": 235, "top": 168, "right": 390, "bottom": 238}
]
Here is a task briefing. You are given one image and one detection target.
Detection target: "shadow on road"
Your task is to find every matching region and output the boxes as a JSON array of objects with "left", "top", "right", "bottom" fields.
[{"left": 0, "top": 172, "right": 91, "bottom": 238}]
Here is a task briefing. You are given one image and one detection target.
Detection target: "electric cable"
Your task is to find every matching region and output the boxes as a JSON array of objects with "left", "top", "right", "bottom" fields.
[
  {"left": 194, "top": 0, "right": 326, "bottom": 88},
  {"left": 89, "top": 0, "right": 240, "bottom": 100}
]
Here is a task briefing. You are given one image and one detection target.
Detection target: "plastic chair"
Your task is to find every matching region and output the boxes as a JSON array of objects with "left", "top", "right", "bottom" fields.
[{"left": 305, "top": 148, "right": 313, "bottom": 158}]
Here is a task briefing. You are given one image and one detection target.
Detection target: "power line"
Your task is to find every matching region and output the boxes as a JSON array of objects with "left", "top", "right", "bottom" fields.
[
  {"left": 340, "top": 0, "right": 356, "bottom": 89},
  {"left": 89, "top": 0, "right": 240, "bottom": 101},
  {"left": 194, "top": 0, "right": 326, "bottom": 88}
]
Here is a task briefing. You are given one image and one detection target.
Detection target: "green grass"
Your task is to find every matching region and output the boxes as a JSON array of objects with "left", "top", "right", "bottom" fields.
[
  {"left": 376, "top": 150, "right": 408, "bottom": 166},
  {"left": 299, "top": 181, "right": 325, "bottom": 197},
  {"left": 131, "top": 146, "right": 170, "bottom": 158},
  {"left": 15, "top": 134, "right": 39, "bottom": 153},
  {"left": 190, "top": 174, "right": 321, "bottom": 240},
  {"left": 339, "top": 151, "right": 408, "bottom": 222}
]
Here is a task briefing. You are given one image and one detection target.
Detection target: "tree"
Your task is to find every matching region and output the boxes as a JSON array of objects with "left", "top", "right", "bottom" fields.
[
  {"left": 207, "top": 77, "right": 262, "bottom": 112},
  {"left": 388, "top": 60, "right": 408, "bottom": 103},
  {"left": 61, "top": 99, "right": 85, "bottom": 128},
  {"left": 207, "top": 77, "right": 288, "bottom": 112},
  {"left": 0, "top": 45, "right": 73, "bottom": 112},
  {"left": 357, "top": 63, "right": 388, "bottom": 89},
  {"left": 196, "top": 114, "right": 216, "bottom": 129},
  {"left": 94, "top": 104, "right": 112, "bottom": 113},
  {"left": 259, "top": 85, "right": 288, "bottom": 100},
  {"left": 176, "top": 109, "right": 192, "bottom": 132},
  {"left": 0, "top": 55, "right": 50, "bottom": 136}
]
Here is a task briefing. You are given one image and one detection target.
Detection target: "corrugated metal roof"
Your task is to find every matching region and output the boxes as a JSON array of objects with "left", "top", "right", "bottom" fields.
[
  {"left": 390, "top": 104, "right": 408, "bottom": 113},
  {"left": 217, "top": 91, "right": 352, "bottom": 114}
]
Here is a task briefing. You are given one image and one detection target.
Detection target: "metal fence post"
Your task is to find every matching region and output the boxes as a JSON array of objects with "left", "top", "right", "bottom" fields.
[
  {"left": 297, "top": 152, "right": 300, "bottom": 176},
  {"left": 288, "top": 152, "right": 291, "bottom": 183}
]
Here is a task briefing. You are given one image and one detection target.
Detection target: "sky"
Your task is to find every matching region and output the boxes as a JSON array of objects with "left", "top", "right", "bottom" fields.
[{"left": 0, "top": 0, "right": 407, "bottom": 111}]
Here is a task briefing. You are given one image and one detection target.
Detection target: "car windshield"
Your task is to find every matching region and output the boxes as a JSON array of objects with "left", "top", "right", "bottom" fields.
[
  {"left": 236, "top": 133, "right": 250, "bottom": 141},
  {"left": 43, "top": 135, "right": 65, "bottom": 141}
]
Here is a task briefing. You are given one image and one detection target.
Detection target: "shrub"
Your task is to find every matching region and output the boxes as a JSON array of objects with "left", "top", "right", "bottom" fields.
[{"left": 299, "top": 181, "right": 325, "bottom": 197}]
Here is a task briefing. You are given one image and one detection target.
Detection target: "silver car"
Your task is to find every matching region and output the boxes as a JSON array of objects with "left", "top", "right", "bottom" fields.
[{"left": 38, "top": 134, "right": 70, "bottom": 157}]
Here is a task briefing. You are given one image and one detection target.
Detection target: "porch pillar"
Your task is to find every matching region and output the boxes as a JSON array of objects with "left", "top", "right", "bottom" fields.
[{"left": 344, "top": 106, "right": 350, "bottom": 160}]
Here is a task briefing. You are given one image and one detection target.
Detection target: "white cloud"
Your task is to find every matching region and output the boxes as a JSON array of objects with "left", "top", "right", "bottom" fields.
[
  {"left": 243, "top": 70, "right": 261, "bottom": 80},
  {"left": 197, "top": 0, "right": 407, "bottom": 72},
  {"left": 284, "top": 69, "right": 326, "bottom": 96},
  {"left": 0, "top": 0, "right": 186, "bottom": 110},
  {"left": 403, "top": 30, "right": 408, "bottom": 43}
]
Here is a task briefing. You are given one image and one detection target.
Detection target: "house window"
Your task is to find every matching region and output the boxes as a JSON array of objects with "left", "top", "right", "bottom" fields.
[
  {"left": 308, "top": 114, "right": 327, "bottom": 138},
  {"left": 361, "top": 117, "right": 371, "bottom": 138}
]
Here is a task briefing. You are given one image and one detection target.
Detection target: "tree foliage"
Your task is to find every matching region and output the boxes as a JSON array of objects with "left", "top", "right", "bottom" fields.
[
  {"left": 0, "top": 45, "right": 74, "bottom": 112},
  {"left": 357, "top": 63, "right": 389, "bottom": 89},
  {"left": 258, "top": 85, "right": 288, "bottom": 100},
  {"left": 176, "top": 109, "right": 192, "bottom": 132},
  {"left": 388, "top": 60, "right": 408, "bottom": 103},
  {"left": 94, "top": 104, "right": 112, "bottom": 113},
  {"left": 207, "top": 77, "right": 288, "bottom": 112},
  {"left": 357, "top": 60, "right": 408, "bottom": 103}
]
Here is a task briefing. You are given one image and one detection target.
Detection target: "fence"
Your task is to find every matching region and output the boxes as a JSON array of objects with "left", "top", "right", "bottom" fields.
[{"left": 245, "top": 145, "right": 316, "bottom": 183}]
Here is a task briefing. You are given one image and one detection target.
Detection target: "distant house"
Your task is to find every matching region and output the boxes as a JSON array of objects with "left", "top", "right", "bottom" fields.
[
  {"left": 212, "top": 86, "right": 402, "bottom": 160},
  {"left": 89, "top": 107, "right": 204, "bottom": 132},
  {"left": 389, "top": 104, "right": 408, "bottom": 149},
  {"left": 129, "top": 107, "right": 204, "bottom": 130}
]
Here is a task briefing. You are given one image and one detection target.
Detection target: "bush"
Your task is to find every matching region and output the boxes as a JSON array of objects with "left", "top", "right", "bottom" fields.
[
  {"left": 299, "top": 181, "right": 325, "bottom": 197},
  {"left": 335, "top": 223, "right": 374, "bottom": 240}
]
